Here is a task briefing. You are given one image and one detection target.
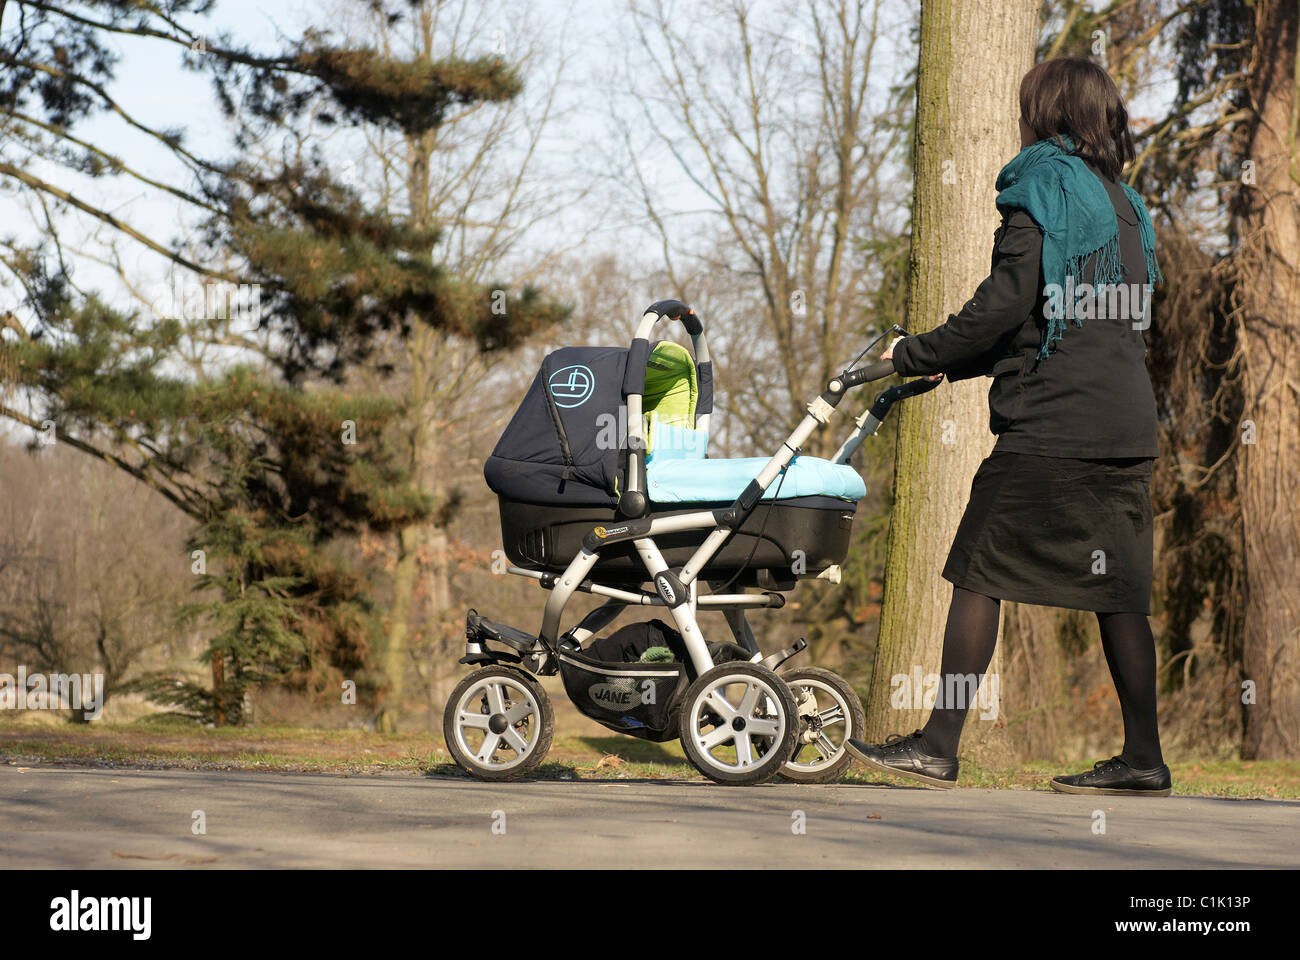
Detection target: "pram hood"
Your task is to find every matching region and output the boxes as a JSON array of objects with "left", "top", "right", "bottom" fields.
[
  {"left": 485, "top": 339, "right": 868, "bottom": 509},
  {"left": 484, "top": 342, "right": 714, "bottom": 507}
]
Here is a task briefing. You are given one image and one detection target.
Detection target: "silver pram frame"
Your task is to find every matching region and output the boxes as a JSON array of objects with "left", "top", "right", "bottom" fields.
[{"left": 444, "top": 299, "right": 939, "bottom": 785}]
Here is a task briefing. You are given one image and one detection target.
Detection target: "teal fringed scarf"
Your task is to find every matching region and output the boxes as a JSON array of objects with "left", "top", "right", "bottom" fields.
[{"left": 995, "top": 135, "right": 1163, "bottom": 359}]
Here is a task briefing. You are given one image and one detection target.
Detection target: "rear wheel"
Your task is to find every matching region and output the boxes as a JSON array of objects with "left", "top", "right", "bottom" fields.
[
  {"left": 779, "top": 667, "right": 865, "bottom": 784},
  {"left": 443, "top": 666, "right": 553, "bottom": 781},
  {"left": 679, "top": 662, "right": 798, "bottom": 786}
]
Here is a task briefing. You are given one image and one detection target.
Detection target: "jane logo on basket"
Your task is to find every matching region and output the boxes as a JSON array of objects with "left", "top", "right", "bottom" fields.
[{"left": 588, "top": 681, "right": 640, "bottom": 711}]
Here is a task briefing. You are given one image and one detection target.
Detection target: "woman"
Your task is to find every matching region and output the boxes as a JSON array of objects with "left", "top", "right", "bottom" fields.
[{"left": 847, "top": 58, "right": 1170, "bottom": 796}]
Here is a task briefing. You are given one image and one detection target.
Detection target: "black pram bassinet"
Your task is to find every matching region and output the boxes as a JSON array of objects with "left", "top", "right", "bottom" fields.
[{"left": 485, "top": 340, "right": 866, "bottom": 583}]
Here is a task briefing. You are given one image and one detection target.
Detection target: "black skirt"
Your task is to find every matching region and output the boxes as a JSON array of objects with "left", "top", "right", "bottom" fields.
[{"left": 942, "top": 450, "right": 1155, "bottom": 614}]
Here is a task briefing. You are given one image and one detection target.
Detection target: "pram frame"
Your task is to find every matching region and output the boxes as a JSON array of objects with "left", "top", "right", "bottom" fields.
[{"left": 479, "top": 299, "right": 938, "bottom": 681}]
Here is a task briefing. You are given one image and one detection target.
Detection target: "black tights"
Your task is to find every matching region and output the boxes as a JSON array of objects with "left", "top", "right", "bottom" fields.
[{"left": 918, "top": 587, "right": 1164, "bottom": 768}]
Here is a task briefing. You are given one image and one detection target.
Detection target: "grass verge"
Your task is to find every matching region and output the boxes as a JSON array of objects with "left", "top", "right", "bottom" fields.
[{"left": 1, "top": 717, "right": 1296, "bottom": 798}]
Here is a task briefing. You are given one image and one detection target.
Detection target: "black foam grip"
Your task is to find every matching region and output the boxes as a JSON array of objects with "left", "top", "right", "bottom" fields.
[
  {"left": 646, "top": 299, "right": 702, "bottom": 335},
  {"left": 646, "top": 298, "right": 690, "bottom": 319},
  {"left": 842, "top": 359, "right": 896, "bottom": 386}
]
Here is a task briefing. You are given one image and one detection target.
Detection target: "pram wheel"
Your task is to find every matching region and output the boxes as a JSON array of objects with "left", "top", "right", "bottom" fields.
[
  {"left": 778, "top": 667, "right": 866, "bottom": 784},
  {"left": 443, "top": 666, "right": 554, "bottom": 781},
  {"left": 679, "top": 662, "right": 798, "bottom": 786}
]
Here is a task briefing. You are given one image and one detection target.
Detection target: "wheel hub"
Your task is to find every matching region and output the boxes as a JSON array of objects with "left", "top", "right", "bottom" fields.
[
  {"left": 449, "top": 673, "right": 546, "bottom": 775},
  {"left": 684, "top": 668, "right": 792, "bottom": 782},
  {"left": 799, "top": 712, "right": 825, "bottom": 743},
  {"left": 780, "top": 674, "right": 861, "bottom": 782}
]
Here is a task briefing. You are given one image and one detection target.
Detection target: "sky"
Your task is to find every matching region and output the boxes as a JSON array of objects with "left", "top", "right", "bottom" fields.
[
  {"left": 1, "top": 0, "right": 1192, "bottom": 390},
  {"left": 3, "top": 0, "right": 637, "bottom": 322}
]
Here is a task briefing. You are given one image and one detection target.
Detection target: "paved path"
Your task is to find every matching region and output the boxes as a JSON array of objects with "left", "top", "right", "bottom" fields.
[{"left": 1, "top": 765, "right": 1295, "bottom": 868}]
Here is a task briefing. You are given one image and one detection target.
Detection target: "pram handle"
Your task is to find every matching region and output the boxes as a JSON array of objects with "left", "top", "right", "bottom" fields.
[
  {"left": 643, "top": 299, "right": 703, "bottom": 336},
  {"left": 829, "top": 361, "right": 942, "bottom": 464},
  {"left": 833, "top": 358, "right": 896, "bottom": 389},
  {"left": 636, "top": 299, "right": 710, "bottom": 367}
]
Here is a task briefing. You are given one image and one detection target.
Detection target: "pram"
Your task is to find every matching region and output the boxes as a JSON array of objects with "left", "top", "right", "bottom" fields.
[{"left": 443, "top": 300, "right": 938, "bottom": 785}]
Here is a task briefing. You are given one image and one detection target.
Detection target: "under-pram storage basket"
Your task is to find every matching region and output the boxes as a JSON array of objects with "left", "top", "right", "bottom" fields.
[
  {"left": 557, "top": 650, "right": 688, "bottom": 742},
  {"left": 499, "top": 495, "right": 856, "bottom": 583}
]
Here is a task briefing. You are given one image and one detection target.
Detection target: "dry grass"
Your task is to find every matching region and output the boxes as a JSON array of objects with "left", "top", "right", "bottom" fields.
[{"left": 1, "top": 711, "right": 1296, "bottom": 797}]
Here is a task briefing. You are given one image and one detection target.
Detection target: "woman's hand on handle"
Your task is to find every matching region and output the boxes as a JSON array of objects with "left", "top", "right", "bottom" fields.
[{"left": 882, "top": 336, "right": 944, "bottom": 382}]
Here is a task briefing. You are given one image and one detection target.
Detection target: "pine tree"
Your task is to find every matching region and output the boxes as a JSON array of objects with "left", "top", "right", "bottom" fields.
[{"left": 0, "top": 0, "right": 565, "bottom": 722}]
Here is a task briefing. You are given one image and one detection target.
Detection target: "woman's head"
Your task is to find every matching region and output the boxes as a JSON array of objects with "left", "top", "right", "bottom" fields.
[{"left": 1018, "top": 58, "right": 1135, "bottom": 179}]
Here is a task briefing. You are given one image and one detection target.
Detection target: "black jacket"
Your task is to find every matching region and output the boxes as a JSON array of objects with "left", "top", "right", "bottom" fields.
[{"left": 891, "top": 162, "right": 1160, "bottom": 459}]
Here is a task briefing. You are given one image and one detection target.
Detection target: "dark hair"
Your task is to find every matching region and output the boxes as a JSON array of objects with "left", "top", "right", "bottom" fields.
[{"left": 1019, "top": 58, "right": 1135, "bottom": 179}]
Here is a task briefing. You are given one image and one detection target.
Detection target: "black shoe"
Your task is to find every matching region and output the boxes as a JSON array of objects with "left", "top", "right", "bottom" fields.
[
  {"left": 1050, "top": 756, "right": 1172, "bottom": 796},
  {"left": 846, "top": 730, "right": 958, "bottom": 789}
]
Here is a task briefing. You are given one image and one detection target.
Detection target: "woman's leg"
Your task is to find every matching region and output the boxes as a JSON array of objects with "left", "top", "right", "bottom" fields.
[
  {"left": 1095, "top": 611, "right": 1164, "bottom": 768},
  {"left": 918, "top": 586, "right": 1002, "bottom": 759}
]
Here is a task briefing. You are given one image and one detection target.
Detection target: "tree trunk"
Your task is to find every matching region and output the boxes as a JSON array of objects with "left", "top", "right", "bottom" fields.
[
  {"left": 211, "top": 651, "right": 226, "bottom": 727},
  {"left": 1236, "top": 0, "right": 1300, "bottom": 760},
  {"left": 996, "top": 600, "right": 1071, "bottom": 759},
  {"left": 865, "top": 0, "right": 1039, "bottom": 757},
  {"left": 378, "top": 523, "right": 419, "bottom": 733},
  {"left": 377, "top": 109, "right": 438, "bottom": 734}
]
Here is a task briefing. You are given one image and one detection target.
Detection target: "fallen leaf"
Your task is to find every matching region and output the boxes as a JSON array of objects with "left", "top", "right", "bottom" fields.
[{"left": 112, "top": 851, "right": 218, "bottom": 864}]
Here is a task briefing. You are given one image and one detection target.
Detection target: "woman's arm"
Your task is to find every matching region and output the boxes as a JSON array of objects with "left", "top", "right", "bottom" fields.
[{"left": 890, "top": 212, "right": 1043, "bottom": 377}]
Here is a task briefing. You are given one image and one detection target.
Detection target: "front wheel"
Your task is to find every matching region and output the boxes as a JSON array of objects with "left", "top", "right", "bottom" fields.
[
  {"left": 443, "top": 666, "right": 553, "bottom": 781},
  {"left": 679, "top": 662, "right": 798, "bottom": 786},
  {"left": 779, "top": 667, "right": 865, "bottom": 784}
]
